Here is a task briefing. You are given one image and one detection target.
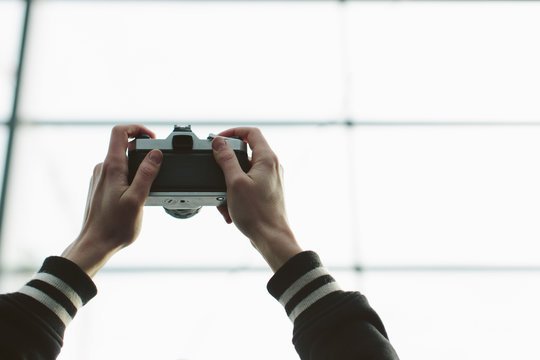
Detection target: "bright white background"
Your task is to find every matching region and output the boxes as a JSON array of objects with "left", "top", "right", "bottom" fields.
[{"left": 1, "top": 1, "right": 540, "bottom": 359}]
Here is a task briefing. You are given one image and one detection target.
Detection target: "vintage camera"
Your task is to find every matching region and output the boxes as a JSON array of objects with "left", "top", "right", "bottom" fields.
[{"left": 128, "top": 125, "right": 250, "bottom": 218}]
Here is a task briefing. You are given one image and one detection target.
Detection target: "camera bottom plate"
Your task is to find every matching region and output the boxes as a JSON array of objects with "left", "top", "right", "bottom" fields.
[{"left": 145, "top": 192, "right": 227, "bottom": 209}]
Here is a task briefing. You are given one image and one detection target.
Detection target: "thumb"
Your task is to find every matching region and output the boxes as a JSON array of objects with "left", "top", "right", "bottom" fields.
[
  {"left": 212, "top": 137, "right": 244, "bottom": 186},
  {"left": 126, "top": 149, "right": 163, "bottom": 205}
]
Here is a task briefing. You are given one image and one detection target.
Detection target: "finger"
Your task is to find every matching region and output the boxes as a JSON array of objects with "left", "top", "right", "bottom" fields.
[
  {"left": 217, "top": 204, "right": 232, "bottom": 224},
  {"left": 218, "top": 127, "right": 271, "bottom": 153},
  {"left": 212, "top": 137, "right": 247, "bottom": 187},
  {"left": 104, "top": 125, "right": 156, "bottom": 172},
  {"left": 127, "top": 139, "right": 137, "bottom": 152},
  {"left": 124, "top": 149, "right": 163, "bottom": 206},
  {"left": 218, "top": 127, "right": 275, "bottom": 166}
]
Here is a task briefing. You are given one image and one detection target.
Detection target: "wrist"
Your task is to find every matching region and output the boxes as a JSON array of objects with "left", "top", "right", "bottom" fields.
[
  {"left": 61, "top": 234, "right": 118, "bottom": 278},
  {"left": 251, "top": 222, "right": 303, "bottom": 272}
]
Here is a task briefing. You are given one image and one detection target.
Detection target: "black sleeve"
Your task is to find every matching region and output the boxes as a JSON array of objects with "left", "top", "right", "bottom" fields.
[
  {"left": 0, "top": 256, "right": 97, "bottom": 360},
  {"left": 267, "top": 251, "right": 399, "bottom": 360}
]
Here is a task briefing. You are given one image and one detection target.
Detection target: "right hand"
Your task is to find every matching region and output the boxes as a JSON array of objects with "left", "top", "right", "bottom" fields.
[
  {"left": 62, "top": 125, "right": 163, "bottom": 277},
  {"left": 212, "top": 127, "right": 302, "bottom": 272}
]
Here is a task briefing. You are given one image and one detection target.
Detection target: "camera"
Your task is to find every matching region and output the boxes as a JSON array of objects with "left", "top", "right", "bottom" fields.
[{"left": 128, "top": 125, "right": 250, "bottom": 218}]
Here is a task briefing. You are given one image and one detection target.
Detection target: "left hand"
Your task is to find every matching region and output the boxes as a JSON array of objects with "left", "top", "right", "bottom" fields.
[
  {"left": 61, "top": 125, "right": 162, "bottom": 277},
  {"left": 212, "top": 127, "right": 302, "bottom": 272}
]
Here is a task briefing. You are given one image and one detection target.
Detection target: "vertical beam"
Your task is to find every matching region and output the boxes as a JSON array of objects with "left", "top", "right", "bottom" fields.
[{"left": 0, "top": 0, "right": 32, "bottom": 263}]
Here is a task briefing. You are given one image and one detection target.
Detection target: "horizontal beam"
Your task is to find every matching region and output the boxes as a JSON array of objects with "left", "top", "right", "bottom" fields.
[
  {"left": 4, "top": 264, "right": 540, "bottom": 275},
  {"left": 26, "top": 0, "right": 540, "bottom": 2},
  {"left": 6, "top": 119, "right": 540, "bottom": 127}
]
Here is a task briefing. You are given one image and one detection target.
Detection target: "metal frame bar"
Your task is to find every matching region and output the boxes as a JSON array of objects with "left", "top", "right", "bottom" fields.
[
  {"left": 5, "top": 264, "right": 540, "bottom": 275},
  {"left": 17, "top": 0, "right": 540, "bottom": 2},
  {"left": 14, "top": 120, "right": 540, "bottom": 127},
  {"left": 0, "top": 0, "right": 32, "bottom": 271}
]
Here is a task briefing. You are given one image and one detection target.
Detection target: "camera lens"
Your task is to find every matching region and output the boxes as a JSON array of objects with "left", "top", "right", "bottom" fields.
[{"left": 163, "top": 206, "right": 202, "bottom": 219}]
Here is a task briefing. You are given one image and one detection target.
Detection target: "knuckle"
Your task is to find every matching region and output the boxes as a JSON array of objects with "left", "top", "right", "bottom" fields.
[
  {"left": 101, "top": 159, "right": 123, "bottom": 178},
  {"left": 101, "top": 159, "right": 113, "bottom": 173},
  {"left": 260, "top": 152, "right": 279, "bottom": 168},
  {"left": 219, "top": 148, "right": 236, "bottom": 163},
  {"left": 271, "top": 152, "right": 279, "bottom": 164},
  {"left": 137, "top": 163, "right": 156, "bottom": 179},
  {"left": 123, "top": 193, "right": 141, "bottom": 208},
  {"left": 93, "top": 163, "right": 103, "bottom": 176},
  {"left": 102, "top": 158, "right": 117, "bottom": 171},
  {"left": 228, "top": 176, "right": 250, "bottom": 192},
  {"left": 111, "top": 125, "right": 124, "bottom": 136},
  {"left": 250, "top": 127, "right": 262, "bottom": 137}
]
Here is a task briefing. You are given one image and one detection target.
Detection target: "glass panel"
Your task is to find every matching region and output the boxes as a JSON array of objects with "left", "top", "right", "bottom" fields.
[
  {"left": 55, "top": 270, "right": 357, "bottom": 360},
  {"left": 20, "top": 1, "right": 343, "bottom": 122},
  {"left": 353, "top": 127, "right": 540, "bottom": 266},
  {"left": 2, "top": 125, "right": 353, "bottom": 270},
  {"left": 0, "top": 0, "right": 24, "bottom": 121},
  {"left": 348, "top": 2, "right": 540, "bottom": 122},
  {"left": 363, "top": 272, "right": 540, "bottom": 359}
]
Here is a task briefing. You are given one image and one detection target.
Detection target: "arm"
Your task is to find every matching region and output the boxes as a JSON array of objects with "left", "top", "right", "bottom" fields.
[
  {"left": 212, "top": 128, "right": 399, "bottom": 360},
  {"left": 0, "top": 125, "right": 162, "bottom": 359}
]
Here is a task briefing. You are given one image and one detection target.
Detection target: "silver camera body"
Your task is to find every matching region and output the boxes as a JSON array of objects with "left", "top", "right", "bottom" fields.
[{"left": 128, "top": 125, "right": 250, "bottom": 218}]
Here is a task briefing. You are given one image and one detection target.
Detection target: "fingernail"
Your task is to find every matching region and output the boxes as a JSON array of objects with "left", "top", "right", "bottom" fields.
[
  {"left": 212, "top": 137, "right": 226, "bottom": 151},
  {"left": 148, "top": 150, "right": 163, "bottom": 165}
]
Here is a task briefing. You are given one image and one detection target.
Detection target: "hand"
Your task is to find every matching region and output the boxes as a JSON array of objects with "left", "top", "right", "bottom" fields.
[
  {"left": 61, "top": 125, "right": 163, "bottom": 277},
  {"left": 212, "top": 127, "right": 302, "bottom": 272}
]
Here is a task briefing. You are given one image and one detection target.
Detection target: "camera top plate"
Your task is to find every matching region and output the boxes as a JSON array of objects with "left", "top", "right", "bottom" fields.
[{"left": 132, "top": 125, "right": 246, "bottom": 152}]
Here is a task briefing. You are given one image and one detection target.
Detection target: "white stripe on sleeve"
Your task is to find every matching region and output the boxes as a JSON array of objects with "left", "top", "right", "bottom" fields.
[
  {"left": 278, "top": 267, "right": 330, "bottom": 307},
  {"left": 33, "top": 272, "right": 83, "bottom": 309},
  {"left": 18, "top": 285, "right": 73, "bottom": 327},
  {"left": 288, "top": 282, "right": 342, "bottom": 323}
]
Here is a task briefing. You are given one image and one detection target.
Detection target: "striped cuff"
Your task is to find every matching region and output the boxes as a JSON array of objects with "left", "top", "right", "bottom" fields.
[
  {"left": 18, "top": 256, "right": 97, "bottom": 328},
  {"left": 267, "top": 251, "right": 341, "bottom": 323}
]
